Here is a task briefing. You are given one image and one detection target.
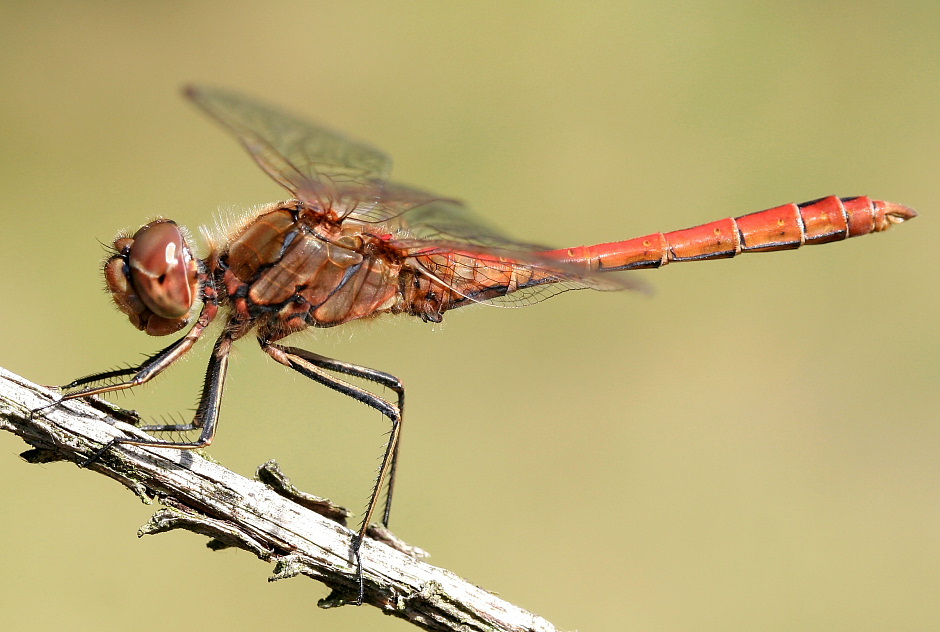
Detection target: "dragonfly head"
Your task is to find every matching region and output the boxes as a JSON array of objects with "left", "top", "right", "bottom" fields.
[{"left": 103, "top": 219, "right": 200, "bottom": 336}]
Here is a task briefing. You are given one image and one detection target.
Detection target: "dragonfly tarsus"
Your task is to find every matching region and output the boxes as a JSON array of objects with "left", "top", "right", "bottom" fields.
[{"left": 80, "top": 437, "right": 120, "bottom": 468}]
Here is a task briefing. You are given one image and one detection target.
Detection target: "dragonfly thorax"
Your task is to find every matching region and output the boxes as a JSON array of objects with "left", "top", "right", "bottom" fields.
[{"left": 215, "top": 202, "right": 404, "bottom": 337}]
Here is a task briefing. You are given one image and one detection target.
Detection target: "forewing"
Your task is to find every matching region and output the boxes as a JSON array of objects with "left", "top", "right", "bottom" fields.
[{"left": 185, "top": 85, "right": 392, "bottom": 211}]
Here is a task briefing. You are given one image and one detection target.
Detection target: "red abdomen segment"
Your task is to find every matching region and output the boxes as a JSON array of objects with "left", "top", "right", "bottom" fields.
[{"left": 542, "top": 196, "right": 917, "bottom": 271}]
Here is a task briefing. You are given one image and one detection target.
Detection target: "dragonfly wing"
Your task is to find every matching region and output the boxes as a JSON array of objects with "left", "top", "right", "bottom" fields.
[
  {"left": 185, "top": 85, "right": 392, "bottom": 214},
  {"left": 391, "top": 236, "right": 644, "bottom": 310},
  {"left": 480, "top": 279, "right": 624, "bottom": 307},
  {"left": 183, "top": 89, "right": 643, "bottom": 307},
  {"left": 350, "top": 184, "right": 646, "bottom": 305},
  {"left": 351, "top": 183, "right": 551, "bottom": 250}
]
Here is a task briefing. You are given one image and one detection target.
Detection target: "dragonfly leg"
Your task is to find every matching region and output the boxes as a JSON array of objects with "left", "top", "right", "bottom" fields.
[
  {"left": 49, "top": 300, "right": 224, "bottom": 462},
  {"left": 259, "top": 337, "right": 404, "bottom": 605},
  {"left": 60, "top": 298, "right": 218, "bottom": 400},
  {"left": 60, "top": 333, "right": 198, "bottom": 399},
  {"left": 73, "top": 332, "right": 233, "bottom": 465}
]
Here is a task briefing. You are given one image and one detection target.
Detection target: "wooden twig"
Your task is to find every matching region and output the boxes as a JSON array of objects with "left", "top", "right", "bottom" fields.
[{"left": 0, "top": 366, "right": 558, "bottom": 632}]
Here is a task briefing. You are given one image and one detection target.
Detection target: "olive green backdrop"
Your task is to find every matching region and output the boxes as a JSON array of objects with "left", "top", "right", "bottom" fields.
[{"left": 2, "top": 2, "right": 937, "bottom": 631}]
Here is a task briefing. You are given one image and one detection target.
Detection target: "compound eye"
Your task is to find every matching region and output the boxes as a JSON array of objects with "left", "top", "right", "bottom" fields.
[{"left": 128, "top": 221, "right": 195, "bottom": 319}]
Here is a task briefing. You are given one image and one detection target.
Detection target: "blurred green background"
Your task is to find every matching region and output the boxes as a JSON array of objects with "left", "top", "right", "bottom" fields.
[{"left": 2, "top": 2, "right": 938, "bottom": 631}]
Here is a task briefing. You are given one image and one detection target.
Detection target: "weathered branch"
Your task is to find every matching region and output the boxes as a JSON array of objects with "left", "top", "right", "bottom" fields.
[{"left": 0, "top": 366, "right": 558, "bottom": 632}]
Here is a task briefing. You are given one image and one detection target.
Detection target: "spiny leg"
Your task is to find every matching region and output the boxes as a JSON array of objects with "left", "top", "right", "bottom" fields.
[
  {"left": 78, "top": 332, "right": 233, "bottom": 464},
  {"left": 60, "top": 333, "right": 199, "bottom": 399},
  {"left": 260, "top": 337, "right": 404, "bottom": 605},
  {"left": 265, "top": 343, "right": 406, "bottom": 524},
  {"left": 48, "top": 299, "right": 221, "bottom": 462},
  {"left": 59, "top": 297, "right": 218, "bottom": 400}
]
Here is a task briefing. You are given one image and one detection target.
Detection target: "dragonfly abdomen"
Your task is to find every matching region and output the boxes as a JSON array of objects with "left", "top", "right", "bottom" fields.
[{"left": 543, "top": 195, "right": 916, "bottom": 272}]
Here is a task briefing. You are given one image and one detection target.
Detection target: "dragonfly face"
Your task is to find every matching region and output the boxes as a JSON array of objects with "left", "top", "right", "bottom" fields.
[{"left": 104, "top": 219, "right": 200, "bottom": 336}]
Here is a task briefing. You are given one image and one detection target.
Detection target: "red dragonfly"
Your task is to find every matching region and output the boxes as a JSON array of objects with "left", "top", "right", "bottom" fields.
[{"left": 61, "top": 86, "right": 915, "bottom": 602}]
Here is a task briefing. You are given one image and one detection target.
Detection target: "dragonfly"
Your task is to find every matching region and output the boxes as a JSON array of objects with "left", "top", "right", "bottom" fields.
[{"left": 60, "top": 85, "right": 916, "bottom": 603}]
